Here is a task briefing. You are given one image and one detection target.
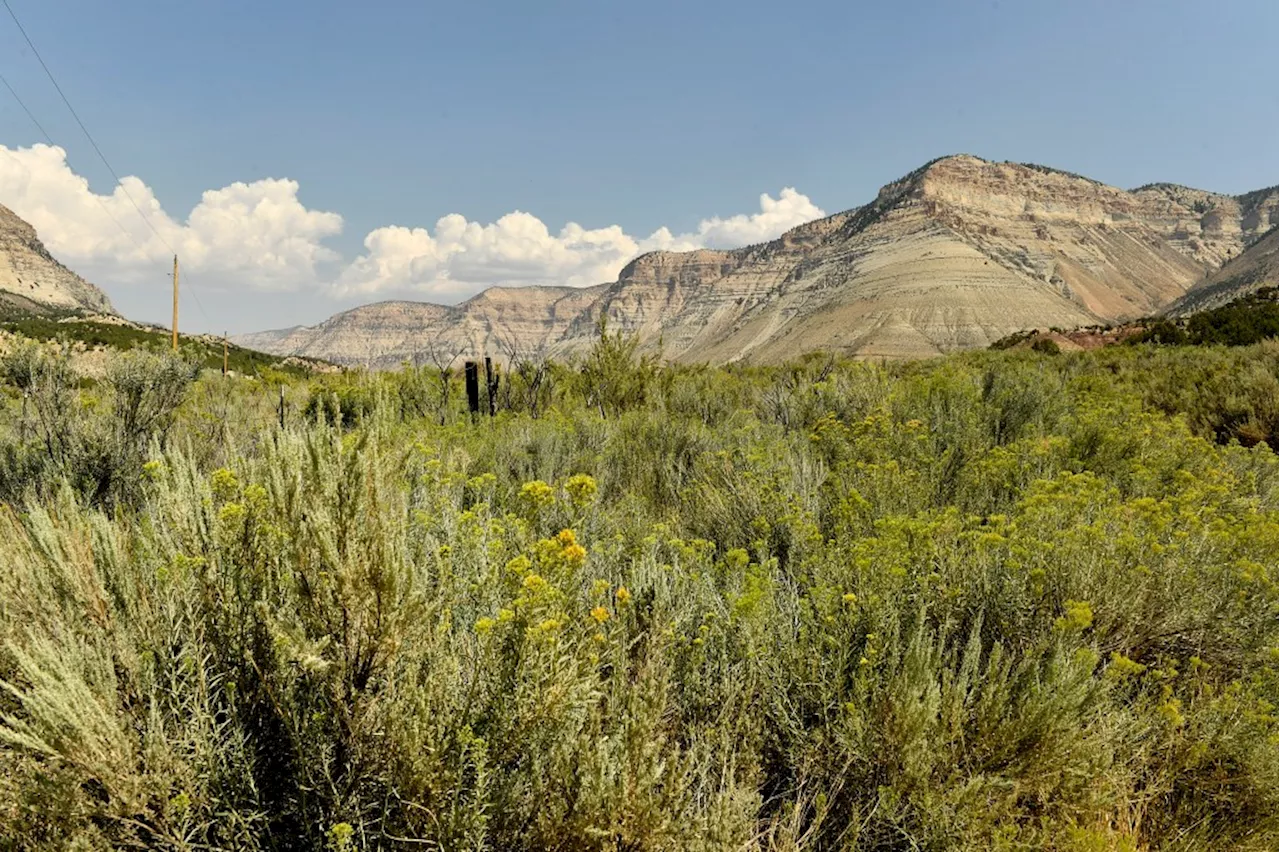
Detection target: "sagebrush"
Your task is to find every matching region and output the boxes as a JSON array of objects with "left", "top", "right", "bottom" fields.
[{"left": 0, "top": 337, "right": 1275, "bottom": 850}]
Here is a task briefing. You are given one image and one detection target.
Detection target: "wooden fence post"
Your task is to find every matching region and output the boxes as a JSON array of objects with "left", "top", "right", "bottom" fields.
[
  {"left": 465, "top": 361, "right": 481, "bottom": 419},
  {"left": 485, "top": 356, "right": 498, "bottom": 417}
]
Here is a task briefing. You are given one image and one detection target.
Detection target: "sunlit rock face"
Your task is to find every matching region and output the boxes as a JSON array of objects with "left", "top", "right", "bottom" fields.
[
  {"left": 0, "top": 203, "right": 115, "bottom": 314},
  {"left": 236, "top": 156, "right": 1279, "bottom": 368}
]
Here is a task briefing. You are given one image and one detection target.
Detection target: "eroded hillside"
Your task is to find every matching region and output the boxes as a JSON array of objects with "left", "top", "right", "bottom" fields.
[{"left": 237, "top": 156, "right": 1279, "bottom": 367}]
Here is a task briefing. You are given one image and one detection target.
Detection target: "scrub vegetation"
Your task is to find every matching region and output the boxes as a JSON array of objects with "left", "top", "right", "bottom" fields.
[{"left": 0, "top": 326, "right": 1275, "bottom": 850}]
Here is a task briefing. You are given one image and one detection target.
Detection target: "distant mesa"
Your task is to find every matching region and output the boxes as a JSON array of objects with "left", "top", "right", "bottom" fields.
[
  {"left": 234, "top": 155, "right": 1278, "bottom": 367},
  {"left": 4, "top": 155, "right": 1275, "bottom": 366}
]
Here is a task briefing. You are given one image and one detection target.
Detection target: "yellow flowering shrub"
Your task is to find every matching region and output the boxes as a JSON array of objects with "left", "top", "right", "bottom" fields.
[
  {"left": 565, "top": 473, "right": 598, "bottom": 505},
  {"left": 0, "top": 334, "right": 1274, "bottom": 849},
  {"left": 211, "top": 467, "right": 240, "bottom": 500},
  {"left": 519, "top": 479, "right": 555, "bottom": 509}
]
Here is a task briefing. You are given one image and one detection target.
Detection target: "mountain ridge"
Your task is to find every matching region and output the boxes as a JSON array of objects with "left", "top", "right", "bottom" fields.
[
  {"left": 0, "top": 203, "right": 116, "bottom": 315},
  {"left": 202, "top": 155, "right": 1280, "bottom": 364},
  {"left": 1166, "top": 226, "right": 1279, "bottom": 316}
]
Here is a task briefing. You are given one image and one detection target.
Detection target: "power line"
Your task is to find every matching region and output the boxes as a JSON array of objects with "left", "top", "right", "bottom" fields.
[
  {"left": 3, "top": 0, "right": 175, "bottom": 255},
  {"left": 0, "top": 67, "right": 52, "bottom": 141},
  {"left": 2, "top": 0, "right": 215, "bottom": 329},
  {"left": 0, "top": 64, "right": 209, "bottom": 323},
  {"left": 0, "top": 68, "right": 151, "bottom": 254},
  {"left": 174, "top": 263, "right": 213, "bottom": 326}
]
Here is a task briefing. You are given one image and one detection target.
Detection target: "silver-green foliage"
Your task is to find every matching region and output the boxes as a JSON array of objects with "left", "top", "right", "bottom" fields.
[{"left": 0, "top": 341, "right": 1275, "bottom": 850}]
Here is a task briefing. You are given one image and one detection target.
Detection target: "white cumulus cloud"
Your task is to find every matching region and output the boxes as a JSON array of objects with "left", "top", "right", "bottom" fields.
[
  {"left": 0, "top": 143, "right": 825, "bottom": 307},
  {"left": 0, "top": 144, "right": 343, "bottom": 293},
  {"left": 339, "top": 188, "right": 826, "bottom": 298},
  {"left": 650, "top": 187, "right": 827, "bottom": 251},
  {"left": 335, "top": 214, "right": 644, "bottom": 299}
]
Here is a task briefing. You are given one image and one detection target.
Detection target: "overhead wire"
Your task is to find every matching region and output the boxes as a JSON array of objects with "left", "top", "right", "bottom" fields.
[
  {"left": 174, "top": 261, "right": 214, "bottom": 332},
  {"left": 3, "top": 0, "right": 171, "bottom": 252},
  {"left": 1, "top": 64, "right": 214, "bottom": 326},
  {"left": 0, "top": 66, "right": 51, "bottom": 141},
  {"left": 0, "top": 67, "right": 150, "bottom": 255},
  {"left": 2, "top": 0, "right": 215, "bottom": 329}
]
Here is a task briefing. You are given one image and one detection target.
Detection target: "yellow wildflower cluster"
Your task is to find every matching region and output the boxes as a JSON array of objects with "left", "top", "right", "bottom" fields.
[
  {"left": 530, "top": 529, "right": 589, "bottom": 572},
  {"left": 244, "top": 483, "right": 269, "bottom": 510},
  {"left": 328, "top": 823, "right": 355, "bottom": 852},
  {"left": 211, "top": 467, "right": 240, "bottom": 500},
  {"left": 557, "top": 529, "right": 588, "bottom": 565},
  {"left": 1106, "top": 652, "right": 1146, "bottom": 680},
  {"left": 1157, "top": 698, "right": 1186, "bottom": 729},
  {"left": 524, "top": 615, "right": 563, "bottom": 644},
  {"left": 519, "top": 479, "right": 556, "bottom": 509},
  {"left": 218, "top": 502, "right": 246, "bottom": 525},
  {"left": 565, "top": 473, "right": 598, "bottom": 505},
  {"left": 467, "top": 472, "right": 497, "bottom": 493},
  {"left": 1055, "top": 599, "right": 1094, "bottom": 633}
]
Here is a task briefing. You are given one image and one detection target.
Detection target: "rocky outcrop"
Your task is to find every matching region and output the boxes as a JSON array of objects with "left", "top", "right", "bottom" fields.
[
  {"left": 238, "top": 156, "right": 1278, "bottom": 368},
  {"left": 1166, "top": 226, "right": 1278, "bottom": 316},
  {"left": 234, "top": 286, "right": 608, "bottom": 367},
  {"left": 1128, "top": 182, "right": 1277, "bottom": 270},
  {"left": 0, "top": 204, "right": 115, "bottom": 314}
]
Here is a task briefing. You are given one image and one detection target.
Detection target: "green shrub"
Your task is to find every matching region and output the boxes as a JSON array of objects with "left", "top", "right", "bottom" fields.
[
  {"left": 1186, "top": 288, "right": 1279, "bottom": 346},
  {"left": 0, "top": 343, "right": 197, "bottom": 505},
  {"left": 576, "top": 317, "right": 661, "bottom": 417},
  {"left": 1129, "top": 319, "right": 1189, "bottom": 346},
  {"left": 303, "top": 379, "right": 380, "bottom": 427},
  {"left": 1030, "top": 336, "right": 1061, "bottom": 354},
  {"left": 0, "top": 339, "right": 1274, "bottom": 850}
]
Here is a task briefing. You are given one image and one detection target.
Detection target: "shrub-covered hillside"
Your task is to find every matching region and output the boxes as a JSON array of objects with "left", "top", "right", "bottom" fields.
[
  {"left": 0, "top": 333, "right": 1276, "bottom": 850},
  {"left": 0, "top": 311, "right": 327, "bottom": 378}
]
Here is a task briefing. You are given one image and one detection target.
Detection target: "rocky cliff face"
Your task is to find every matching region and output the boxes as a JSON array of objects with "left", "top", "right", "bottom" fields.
[
  {"left": 238, "top": 156, "right": 1278, "bottom": 368},
  {"left": 235, "top": 286, "right": 608, "bottom": 367},
  {"left": 1166, "top": 226, "right": 1278, "bottom": 316},
  {"left": 0, "top": 204, "right": 115, "bottom": 314}
]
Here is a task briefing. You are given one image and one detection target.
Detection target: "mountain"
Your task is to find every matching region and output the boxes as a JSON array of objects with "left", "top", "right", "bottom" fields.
[
  {"left": 236, "top": 286, "right": 607, "bottom": 367},
  {"left": 0, "top": 203, "right": 115, "bottom": 315},
  {"left": 1165, "top": 226, "right": 1278, "bottom": 316},
  {"left": 237, "top": 155, "right": 1278, "bottom": 367}
]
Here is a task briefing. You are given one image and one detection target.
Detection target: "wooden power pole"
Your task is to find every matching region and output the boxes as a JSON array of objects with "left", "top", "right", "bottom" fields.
[
  {"left": 223, "top": 333, "right": 229, "bottom": 376},
  {"left": 171, "top": 254, "right": 179, "bottom": 352}
]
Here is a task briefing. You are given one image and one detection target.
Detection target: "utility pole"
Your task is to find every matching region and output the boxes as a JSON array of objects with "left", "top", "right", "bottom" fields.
[
  {"left": 223, "top": 332, "right": 228, "bottom": 376},
  {"left": 171, "top": 254, "right": 179, "bottom": 352}
]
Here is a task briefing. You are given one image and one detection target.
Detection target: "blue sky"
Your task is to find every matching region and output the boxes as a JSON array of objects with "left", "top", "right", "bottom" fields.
[{"left": 1, "top": 0, "right": 1276, "bottom": 333}]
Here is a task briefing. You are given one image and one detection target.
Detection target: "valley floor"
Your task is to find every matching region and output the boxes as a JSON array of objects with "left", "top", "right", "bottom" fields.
[{"left": 0, "top": 338, "right": 1276, "bottom": 850}]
